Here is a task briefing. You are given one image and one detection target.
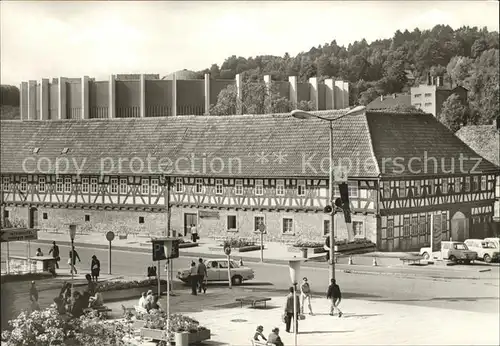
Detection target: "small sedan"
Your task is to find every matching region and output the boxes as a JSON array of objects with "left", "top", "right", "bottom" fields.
[{"left": 177, "top": 259, "right": 255, "bottom": 285}]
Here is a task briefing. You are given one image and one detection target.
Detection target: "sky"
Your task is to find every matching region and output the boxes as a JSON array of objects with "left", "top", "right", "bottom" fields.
[{"left": 1, "top": 1, "right": 499, "bottom": 85}]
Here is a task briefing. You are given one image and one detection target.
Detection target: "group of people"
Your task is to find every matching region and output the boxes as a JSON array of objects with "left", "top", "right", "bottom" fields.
[
  {"left": 189, "top": 258, "right": 208, "bottom": 295},
  {"left": 137, "top": 290, "right": 162, "bottom": 312},
  {"left": 253, "top": 278, "right": 343, "bottom": 345},
  {"left": 44, "top": 241, "right": 101, "bottom": 280},
  {"left": 52, "top": 274, "right": 104, "bottom": 318}
]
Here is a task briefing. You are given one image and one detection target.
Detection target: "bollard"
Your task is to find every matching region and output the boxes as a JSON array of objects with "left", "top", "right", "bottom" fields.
[
  {"left": 348, "top": 256, "right": 353, "bottom": 265},
  {"left": 174, "top": 331, "right": 189, "bottom": 346},
  {"left": 372, "top": 257, "right": 378, "bottom": 266}
]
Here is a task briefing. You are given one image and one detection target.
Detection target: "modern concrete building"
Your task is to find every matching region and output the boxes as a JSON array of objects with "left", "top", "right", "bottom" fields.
[
  {"left": 366, "top": 93, "right": 411, "bottom": 110},
  {"left": 1, "top": 110, "right": 498, "bottom": 251}
]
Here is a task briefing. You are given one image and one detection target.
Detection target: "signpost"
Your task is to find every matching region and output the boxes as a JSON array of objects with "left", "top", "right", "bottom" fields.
[
  {"left": 106, "top": 231, "right": 115, "bottom": 275},
  {"left": 258, "top": 223, "right": 266, "bottom": 262},
  {"left": 224, "top": 245, "right": 232, "bottom": 289}
]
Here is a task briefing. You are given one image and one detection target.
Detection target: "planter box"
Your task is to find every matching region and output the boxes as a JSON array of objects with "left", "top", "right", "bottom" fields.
[
  {"left": 140, "top": 328, "right": 211, "bottom": 344},
  {"left": 101, "top": 284, "right": 167, "bottom": 302},
  {"left": 238, "top": 245, "right": 264, "bottom": 253},
  {"left": 179, "top": 242, "right": 199, "bottom": 249},
  {"left": 119, "top": 235, "right": 128, "bottom": 240}
]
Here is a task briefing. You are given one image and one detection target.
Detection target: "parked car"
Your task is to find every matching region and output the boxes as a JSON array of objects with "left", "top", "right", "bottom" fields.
[
  {"left": 419, "top": 241, "right": 478, "bottom": 264},
  {"left": 484, "top": 237, "right": 499, "bottom": 249},
  {"left": 176, "top": 259, "right": 255, "bottom": 285},
  {"left": 464, "top": 239, "right": 499, "bottom": 263}
]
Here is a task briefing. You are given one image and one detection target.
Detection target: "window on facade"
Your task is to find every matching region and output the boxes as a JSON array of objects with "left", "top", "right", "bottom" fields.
[
  {"left": 56, "top": 178, "right": 64, "bottom": 193},
  {"left": 473, "top": 176, "right": 479, "bottom": 191},
  {"left": 398, "top": 183, "right": 406, "bottom": 198},
  {"left": 323, "top": 220, "right": 330, "bottom": 236},
  {"left": 418, "top": 214, "right": 426, "bottom": 235},
  {"left": 4, "top": 210, "right": 9, "bottom": 218},
  {"left": 411, "top": 216, "right": 418, "bottom": 236},
  {"left": 215, "top": 179, "right": 223, "bottom": 195},
  {"left": 334, "top": 184, "right": 340, "bottom": 197},
  {"left": 42, "top": 212, "right": 47, "bottom": 220},
  {"left": 20, "top": 177, "right": 27, "bottom": 192},
  {"left": 414, "top": 94, "right": 421, "bottom": 98},
  {"left": 151, "top": 179, "right": 159, "bottom": 195},
  {"left": 85, "top": 215, "right": 90, "bottom": 222},
  {"left": 90, "top": 178, "right": 98, "bottom": 194},
  {"left": 234, "top": 179, "right": 243, "bottom": 195},
  {"left": 139, "top": 216, "right": 144, "bottom": 224},
  {"left": 227, "top": 215, "right": 237, "bottom": 230},
  {"left": 454, "top": 177, "right": 461, "bottom": 193},
  {"left": 64, "top": 178, "right": 72, "bottom": 193},
  {"left": 297, "top": 180, "right": 306, "bottom": 196},
  {"left": 353, "top": 221, "right": 363, "bottom": 237},
  {"left": 348, "top": 181, "right": 359, "bottom": 198},
  {"left": 464, "top": 177, "right": 470, "bottom": 192},
  {"left": 387, "top": 220, "right": 394, "bottom": 238},
  {"left": 441, "top": 178, "right": 448, "bottom": 194},
  {"left": 254, "top": 216, "right": 265, "bottom": 232},
  {"left": 195, "top": 178, "right": 204, "bottom": 194},
  {"left": 142, "top": 178, "right": 150, "bottom": 194},
  {"left": 424, "top": 102, "right": 432, "bottom": 107},
  {"left": 276, "top": 179, "right": 284, "bottom": 196},
  {"left": 110, "top": 178, "right": 118, "bottom": 194},
  {"left": 428, "top": 180, "right": 434, "bottom": 195},
  {"left": 255, "top": 179, "right": 264, "bottom": 196},
  {"left": 434, "top": 214, "right": 442, "bottom": 235},
  {"left": 441, "top": 212, "right": 447, "bottom": 233},
  {"left": 120, "top": 178, "right": 127, "bottom": 194},
  {"left": 2, "top": 177, "right": 9, "bottom": 191},
  {"left": 283, "top": 218, "right": 294, "bottom": 234},
  {"left": 424, "top": 93, "right": 432, "bottom": 97},
  {"left": 82, "top": 178, "right": 89, "bottom": 193},
  {"left": 426, "top": 215, "right": 432, "bottom": 242},
  {"left": 383, "top": 182, "right": 391, "bottom": 198},
  {"left": 481, "top": 176, "right": 487, "bottom": 190},
  {"left": 38, "top": 177, "right": 46, "bottom": 193},
  {"left": 414, "top": 103, "right": 421, "bottom": 107},
  {"left": 413, "top": 181, "right": 420, "bottom": 197},
  {"left": 174, "top": 177, "right": 183, "bottom": 193},
  {"left": 403, "top": 217, "right": 410, "bottom": 237}
]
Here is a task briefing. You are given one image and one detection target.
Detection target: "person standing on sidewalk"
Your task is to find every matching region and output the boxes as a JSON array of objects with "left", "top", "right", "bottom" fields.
[
  {"left": 284, "top": 286, "right": 300, "bottom": 333},
  {"left": 69, "top": 246, "right": 81, "bottom": 274},
  {"left": 91, "top": 255, "right": 100, "bottom": 282},
  {"left": 300, "top": 277, "right": 313, "bottom": 315},
  {"left": 190, "top": 224, "right": 198, "bottom": 242},
  {"left": 49, "top": 241, "right": 60, "bottom": 269},
  {"left": 197, "top": 258, "right": 207, "bottom": 294},
  {"left": 189, "top": 261, "right": 198, "bottom": 295},
  {"left": 327, "top": 279, "right": 343, "bottom": 317}
]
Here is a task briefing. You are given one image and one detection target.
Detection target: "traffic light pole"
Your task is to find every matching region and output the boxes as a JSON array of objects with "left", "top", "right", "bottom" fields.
[{"left": 328, "top": 121, "right": 335, "bottom": 282}]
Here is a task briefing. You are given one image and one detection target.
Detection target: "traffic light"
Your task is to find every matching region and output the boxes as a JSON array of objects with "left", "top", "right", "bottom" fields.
[{"left": 323, "top": 205, "right": 333, "bottom": 214}]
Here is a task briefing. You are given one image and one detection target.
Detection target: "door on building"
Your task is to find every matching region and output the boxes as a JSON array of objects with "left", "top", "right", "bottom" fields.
[
  {"left": 28, "top": 207, "right": 38, "bottom": 228},
  {"left": 184, "top": 213, "right": 197, "bottom": 236},
  {"left": 451, "top": 211, "right": 467, "bottom": 241}
]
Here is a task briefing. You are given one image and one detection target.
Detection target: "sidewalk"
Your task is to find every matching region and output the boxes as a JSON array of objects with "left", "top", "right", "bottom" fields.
[{"left": 114, "top": 289, "right": 498, "bottom": 346}]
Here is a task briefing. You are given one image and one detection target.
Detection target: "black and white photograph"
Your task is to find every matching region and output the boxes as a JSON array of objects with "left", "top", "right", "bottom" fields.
[{"left": 0, "top": 1, "right": 499, "bottom": 345}]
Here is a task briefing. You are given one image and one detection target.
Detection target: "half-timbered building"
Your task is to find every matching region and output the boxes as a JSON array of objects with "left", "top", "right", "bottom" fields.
[{"left": 0, "top": 110, "right": 498, "bottom": 251}]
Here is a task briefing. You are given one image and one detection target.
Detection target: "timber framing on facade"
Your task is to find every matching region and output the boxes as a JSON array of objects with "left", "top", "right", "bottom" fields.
[{"left": 1, "top": 110, "right": 498, "bottom": 251}]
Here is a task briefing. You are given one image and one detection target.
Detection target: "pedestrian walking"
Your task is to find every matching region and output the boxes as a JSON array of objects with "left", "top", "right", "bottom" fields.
[
  {"left": 327, "top": 278, "right": 343, "bottom": 317},
  {"left": 283, "top": 286, "right": 300, "bottom": 333},
  {"left": 35, "top": 248, "right": 43, "bottom": 257},
  {"left": 189, "top": 261, "right": 198, "bottom": 295},
  {"left": 91, "top": 255, "right": 100, "bottom": 282},
  {"left": 300, "top": 277, "right": 313, "bottom": 315},
  {"left": 48, "top": 241, "right": 60, "bottom": 269},
  {"left": 190, "top": 224, "right": 198, "bottom": 242},
  {"left": 197, "top": 258, "right": 207, "bottom": 294},
  {"left": 68, "top": 246, "right": 81, "bottom": 274}
]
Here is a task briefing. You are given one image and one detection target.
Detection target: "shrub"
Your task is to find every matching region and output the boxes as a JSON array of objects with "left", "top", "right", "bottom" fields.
[
  {"left": 97, "top": 279, "right": 167, "bottom": 292},
  {"left": 221, "top": 238, "right": 255, "bottom": 248},
  {"left": 293, "top": 241, "right": 324, "bottom": 248}
]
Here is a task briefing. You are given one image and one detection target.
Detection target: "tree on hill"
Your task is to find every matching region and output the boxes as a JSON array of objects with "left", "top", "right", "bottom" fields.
[
  {"left": 439, "top": 94, "right": 471, "bottom": 132},
  {"left": 1, "top": 85, "right": 20, "bottom": 106}
]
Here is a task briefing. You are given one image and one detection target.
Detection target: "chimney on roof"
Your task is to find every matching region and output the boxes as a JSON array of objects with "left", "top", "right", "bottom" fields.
[
  {"left": 380, "top": 95, "right": 384, "bottom": 101},
  {"left": 437, "top": 76, "right": 443, "bottom": 87},
  {"left": 427, "top": 72, "right": 432, "bottom": 86}
]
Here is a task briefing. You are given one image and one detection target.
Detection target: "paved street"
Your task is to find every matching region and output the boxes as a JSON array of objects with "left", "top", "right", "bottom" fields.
[{"left": 3, "top": 241, "right": 499, "bottom": 315}]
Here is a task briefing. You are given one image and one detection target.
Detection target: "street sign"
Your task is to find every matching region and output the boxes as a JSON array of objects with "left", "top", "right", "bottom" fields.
[
  {"left": 106, "top": 231, "right": 115, "bottom": 242},
  {"left": 152, "top": 238, "right": 180, "bottom": 261},
  {"left": 0, "top": 228, "right": 38, "bottom": 243},
  {"left": 333, "top": 166, "right": 348, "bottom": 183},
  {"left": 224, "top": 246, "right": 231, "bottom": 256},
  {"left": 258, "top": 223, "right": 266, "bottom": 233}
]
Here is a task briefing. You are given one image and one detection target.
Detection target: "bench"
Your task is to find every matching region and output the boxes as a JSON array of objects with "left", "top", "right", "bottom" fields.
[
  {"left": 84, "top": 305, "right": 112, "bottom": 317},
  {"left": 236, "top": 296, "right": 272, "bottom": 308},
  {"left": 400, "top": 256, "right": 424, "bottom": 265},
  {"left": 250, "top": 340, "right": 269, "bottom": 346}
]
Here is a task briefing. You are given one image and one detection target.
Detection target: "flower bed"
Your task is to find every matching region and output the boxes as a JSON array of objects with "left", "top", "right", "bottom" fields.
[
  {"left": 97, "top": 279, "right": 168, "bottom": 302},
  {"left": 137, "top": 311, "right": 210, "bottom": 343},
  {"left": 220, "top": 238, "right": 255, "bottom": 248},
  {"left": 238, "top": 245, "right": 265, "bottom": 252},
  {"left": 97, "top": 279, "right": 167, "bottom": 292}
]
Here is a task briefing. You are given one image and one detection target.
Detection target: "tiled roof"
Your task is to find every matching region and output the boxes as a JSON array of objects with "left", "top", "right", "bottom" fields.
[
  {"left": 366, "top": 94, "right": 411, "bottom": 110},
  {"left": 366, "top": 112, "right": 498, "bottom": 177},
  {"left": 455, "top": 125, "right": 500, "bottom": 167},
  {"left": 1, "top": 110, "right": 497, "bottom": 179}
]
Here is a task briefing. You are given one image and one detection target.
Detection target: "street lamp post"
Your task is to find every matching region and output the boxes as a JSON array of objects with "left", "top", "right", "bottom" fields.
[
  {"left": 68, "top": 224, "right": 77, "bottom": 295},
  {"left": 291, "top": 106, "right": 365, "bottom": 283}
]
